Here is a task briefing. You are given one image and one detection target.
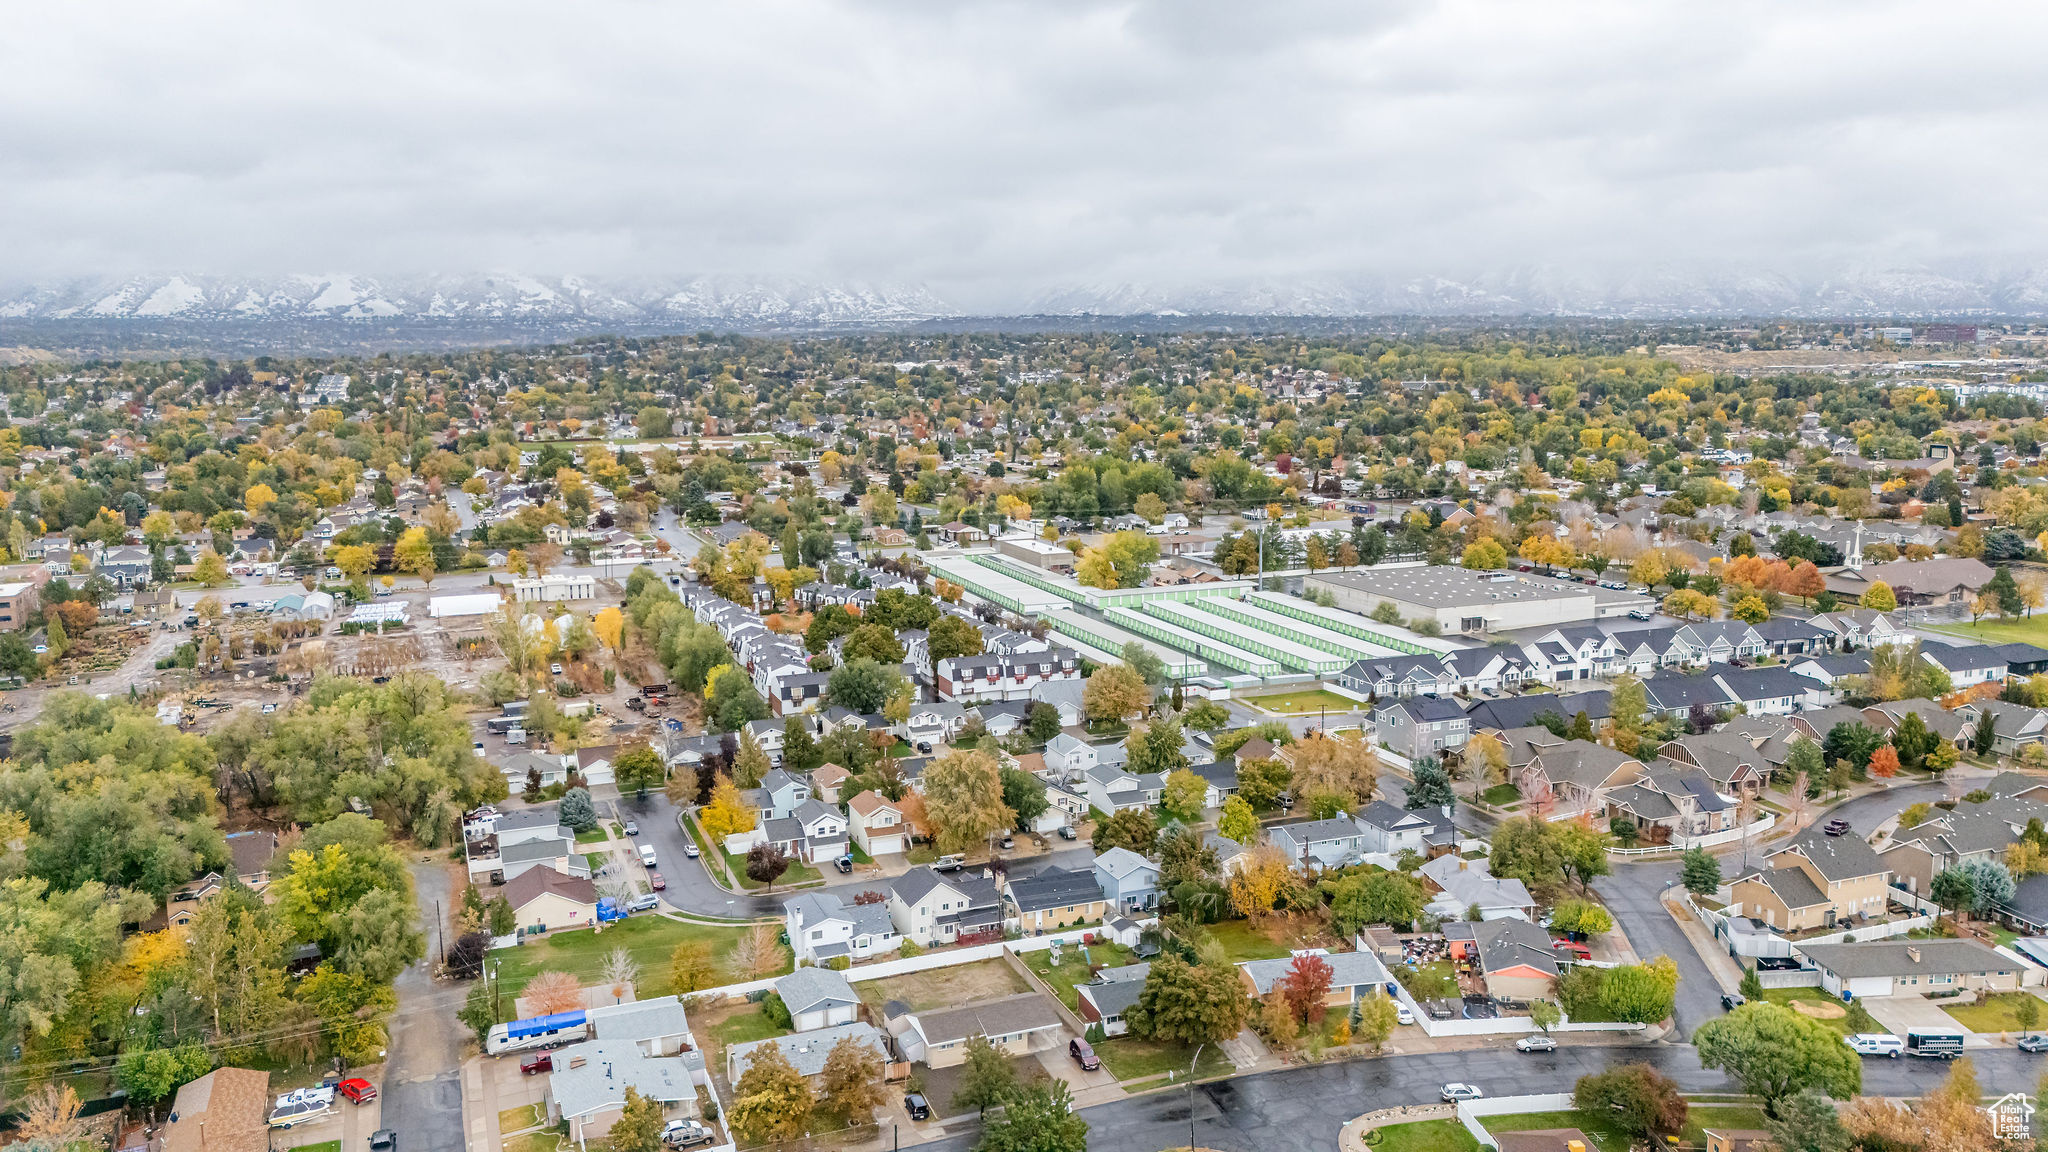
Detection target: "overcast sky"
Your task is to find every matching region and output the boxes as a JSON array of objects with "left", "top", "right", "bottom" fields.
[{"left": 5, "top": 1, "right": 2044, "bottom": 310}]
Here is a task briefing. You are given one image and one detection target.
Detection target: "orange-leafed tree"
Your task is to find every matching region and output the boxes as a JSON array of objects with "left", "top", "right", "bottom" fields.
[
  {"left": 524, "top": 970, "right": 585, "bottom": 1014},
  {"left": 1868, "top": 745, "right": 1901, "bottom": 779}
]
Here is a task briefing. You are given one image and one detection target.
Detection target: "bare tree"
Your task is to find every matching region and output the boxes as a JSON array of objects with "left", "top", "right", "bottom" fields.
[
  {"left": 524, "top": 970, "right": 585, "bottom": 1015},
  {"left": 601, "top": 947, "right": 640, "bottom": 1003},
  {"left": 17, "top": 1084, "right": 83, "bottom": 1146}
]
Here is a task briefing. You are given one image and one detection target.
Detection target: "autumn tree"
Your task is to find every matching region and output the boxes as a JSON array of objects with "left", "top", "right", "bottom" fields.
[
  {"left": 1862, "top": 580, "right": 1897, "bottom": 612},
  {"left": 1277, "top": 952, "right": 1334, "bottom": 1023},
  {"left": 730, "top": 1043, "right": 813, "bottom": 1145},
  {"left": 700, "top": 773, "right": 758, "bottom": 842},
  {"left": 394, "top": 526, "right": 438, "bottom": 585},
  {"left": 1083, "top": 663, "right": 1151, "bottom": 723},
  {"left": 1126, "top": 954, "right": 1249, "bottom": 1046},
  {"left": 920, "top": 748, "right": 1014, "bottom": 854},
  {"left": 817, "top": 1034, "right": 887, "bottom": 1123},
  {"left": 523, "top": 970, "right": 585, "bottom": 1014}
]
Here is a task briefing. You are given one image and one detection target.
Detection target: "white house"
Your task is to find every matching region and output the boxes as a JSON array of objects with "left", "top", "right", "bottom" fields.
[
  {"left": 775, "top": 967, "right": 862, "bottom": 1032},
  {"left": 887, "top": 866, "right": 1003, "bottom": 946},
  {"left": 781, "top": 891, "right": 900, "bottom": 965}
]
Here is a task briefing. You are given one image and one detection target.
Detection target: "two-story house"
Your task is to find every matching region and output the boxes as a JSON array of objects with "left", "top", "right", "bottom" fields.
[
  {"left": 847, "top": 790, "right": 909, "bottom": 857},
  {"left": 1353, "top": 800, "right": 1443, "bottom": 856},
  {"left": 1730, "top": 832, "right": 1892, "bottom": 932},
  {"left": 1954, "top": 699, "right": 2048, "bottom": 757},
  {"left": 783, "top": 891, "right": 901, "bottom": 965},
  {"left": 760, "top": 799, "right": 850, "bottom": 865},
  {"left": 1081, "top": 763, "right": 1164, "bottom": 814},
  {"left": 1268, "top": 817, "right": 1369, "bottom": 871},
  {"left": 1374, "top": 696, "right": 1471, "bottom": 761},
  {"left": 758, "top": 769, "right": 814, "bottom": 820},
  {"left": 1092, "top": 847, "right": 1161, "bottom": 912},
  {"left": 888, "top": 866, "right": 1004, "bottom": 946},
  {"left": 1602, "top": 760, "right": 1739, "bottom": 845}
]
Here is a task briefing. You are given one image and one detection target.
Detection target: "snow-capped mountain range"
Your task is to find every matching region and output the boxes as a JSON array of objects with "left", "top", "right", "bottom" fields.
[{"left": 6, "top": 267, "right": 2048, "bottom": 347}]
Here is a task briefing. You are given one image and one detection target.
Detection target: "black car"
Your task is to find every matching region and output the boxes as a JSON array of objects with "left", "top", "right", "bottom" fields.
[
  {"left": 1721, "top": 993, "right": 1746, "bottom": 1011},
  {"left": 1823, "top": 819, "right": 1853, "bottom": 837},
  {"left": 369, "top": 1131, "right": 397, "bottom": 1152},
  {"left": 904, "top": 1094, "right": 931, "bottom": 1121}
]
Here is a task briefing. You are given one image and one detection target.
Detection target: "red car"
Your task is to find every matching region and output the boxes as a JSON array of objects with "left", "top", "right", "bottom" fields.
[
  {"left": 648, "top": 871, "right": 666, "bottom": 891},
  {"left": 337, "top": 1078, "right": 377, "bottom": 1104},
  {"left": 521, "top": 1053, "right": 552, "bottom": 1075}
]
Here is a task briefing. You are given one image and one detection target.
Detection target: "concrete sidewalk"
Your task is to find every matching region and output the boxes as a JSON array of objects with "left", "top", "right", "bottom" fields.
[{"left": 1660, "top": 887, "right": 1747, "bottom": 996}]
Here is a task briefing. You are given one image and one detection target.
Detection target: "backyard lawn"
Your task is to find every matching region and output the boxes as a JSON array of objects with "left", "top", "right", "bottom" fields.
[
  {"left": 287, "top": 1142, "right": 341, "bottom": 1152},
  {"left": 1480, "top": 784, "right": 1520, "bottom": 807},
  {"left": 490, "top": 913, "right": 781, "bottom": 1013},
  {"left": 1943, "top": 991, "right": 2048, "bottom": 1034},
  {"left": 857, "top": 958, "right": 1029, "bottom": 1013},
  {"left": 1364, "top": 1120, "right": 1480, "bottom": 1152},
  {"left": 713, "top": 1005, "right": 788, "bottom": 1048},
  {"left": 1199, "top": 919, "right": 1299, "bottom": 961},
  {"left": 1023, "top": 943, "right": 1136, "bottom": 1010},
  {"left": 1240, "top": 688, "right": 1361, "bottom": 715},
  {"left": 1094, "top": 1034, "right": 1233, "bottom": 1083}
]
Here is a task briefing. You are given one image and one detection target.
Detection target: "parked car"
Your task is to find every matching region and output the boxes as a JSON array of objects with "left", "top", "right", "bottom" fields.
[
  {"left": 661, "top": 1120, "right": 714, "bottom": 1148},
  {"left": 1440, "top": 1083, "right": 1484, "bottom": 1102},
  {"left": 1845, "top": 1033, "right": 1905, "bottom": 1058},
  {"left": 999, "top": 834, "right": 1014, "bottom": 850},
  {"left": 369, "top": 1131, "right": 396, "bottom": 1152},
  {"left": 628, "top": 894, "right": 661, "bottom": 913},
  {"left": 934, "top": 854, "right": 965, "bottom": 872},
  {"left": 624, "top": 820, "right": 639, "bottom": 836},
  {"left": 1395, "top": 1005, "right": 1416, "bottom": 1026},
  {"left": 904, "top": 1094, "right": 931, "bottom": 1121},
  {"left": 836, "top": 855, "right": 854, "bottom": 874},
  {"left": 1514, "top": 1035, "right": 1556, "bottom": 1053},
  {"left": 648, "top": 872, "right": 665, "bottom": 890},
  {"left": 684, "top": 842, "right": 701, "bottom": 859},
  {"left": 2021, "top": 1034, "right": 2048, "bottom": 1053},
  {"left": 1721, "top": 993, "right": 1746, "bottom": 1011},
  {"left": 1069, "top": 1038, "right": 1100, "bottom": 1071},
  {"left": 337, "top": 1078, "right": 378, "bottom": 1104},
  {"left": 521, "top": 1053, "right": 553, "bottom": 1075},
  {"left": 1823, "top": 819, "right": 1853, "bottom": 836},
  {"left": 1057, "top": 825, "right": 1078, "bottom": 840},
  {"left": 550, "top": 663, "right": 563, "bottom": 676}
]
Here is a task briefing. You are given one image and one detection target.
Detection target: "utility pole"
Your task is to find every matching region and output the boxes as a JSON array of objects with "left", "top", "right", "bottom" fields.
[{"left": 1185, "top": 1041, "right": 1206, "bottom": 1152}]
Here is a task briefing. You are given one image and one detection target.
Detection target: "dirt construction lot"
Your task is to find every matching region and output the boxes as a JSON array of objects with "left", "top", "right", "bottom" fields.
[{"left": 855, "top": 958, "right": 1029, "bottom": 1013}]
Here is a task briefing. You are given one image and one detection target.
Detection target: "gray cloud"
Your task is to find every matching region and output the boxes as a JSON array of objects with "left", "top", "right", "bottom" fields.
[{"left": 3, "top": 0, "right": 2043, "bottom": 311}]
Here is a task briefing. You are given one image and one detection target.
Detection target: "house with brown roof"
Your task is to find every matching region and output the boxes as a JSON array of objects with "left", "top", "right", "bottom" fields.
[
  {"left": 503, "top": 865, "right": 601, "bottom": 934},
  {"left": 163, "top": 1068, "right": 270, "bottom": 1152},
  {"left": 1512, "top": 739, "right": 1644, "bottom": 815},
  {"left": 1823, "top": 557, "right": 1993, "bottom": 608},
  {"left": 1658, "top": 731, "right": 1770, "bottom": 796},
  {"left": 1731, "top": 832, "right": 1892, "bottom": 932},
  {"left": 846, "top": 790, "right": 908, "bottom": 857}
]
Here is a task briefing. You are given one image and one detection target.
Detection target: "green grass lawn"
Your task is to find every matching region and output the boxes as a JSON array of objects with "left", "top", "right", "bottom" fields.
[
  {"left": 583, "top": 852, "right": 608, "bottom": 872},
  {"left": 1094, "top": 1035, "right": 1233, "bottom": 1082},
  {"left": 723, "top": 851, "right": 822, "bottom": 890},
  {"left": 490, "top": 914, "right": 782, "bottom": 1013},
  {"left": 1023, "top": 943, "right": 1135, "bottom": 1010},
  {"left": 1931, "top": 617, "right": 2048, "bottom": 647},
  {"left": 1480, "top": 784, "right": 1520, "bottom": 806},
  {"left": 1943, "top": 991, "right": 2048, "bottom": 1033},
  {"left": 502, "top": 1132, "right": 562, "bottom": 1152},
  {"left": 1198, "top": 919, "right": 1296, "bottom": 962},
  {"left": 575, "top": 827, "right": 610, "bottom": 844},
  {"left": 713, "top": 1007, "right": 787, "bottom": 1048},
  {"left": 497, "top": 1103, "right": 545, "bottom": 1134},
  {"left": 1681, "top": 1105, "right": 1773, "bottom": 1145},
  {"left": 287, "top": 1142, "right": 342, "bottom": 1152},
  {"left": 1364, "top": 1120, "right": 1480, "bottom": 1152},
  {"left": 1240, "top": 688, "right": 1361, "bottom": 715},
  {"left": 1483, "top": 1111, "right": 1630, "bottom": 1152}
]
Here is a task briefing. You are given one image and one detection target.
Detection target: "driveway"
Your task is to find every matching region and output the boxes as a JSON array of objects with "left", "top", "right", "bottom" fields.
[
  {"left": 382, "top": 858, "right": 466, "bottom": 1152},
  {"left": 1861, "top": 993, "right": 1974, "bottom": 1038},
  {"left": 1589, "top": 861, "right": 1725, "bottom": 1039}
]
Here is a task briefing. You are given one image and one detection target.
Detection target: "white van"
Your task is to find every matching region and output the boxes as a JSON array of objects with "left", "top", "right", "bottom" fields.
[
  {"left": 1845, "top": 1033, "right": 1904, "bottom": 1058},
  {"left": 639, "top": 844, "right": 657, "bottom": 868}
]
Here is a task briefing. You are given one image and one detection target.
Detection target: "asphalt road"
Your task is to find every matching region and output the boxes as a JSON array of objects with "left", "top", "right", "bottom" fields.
[
  {"left": 1589, "top": 861, "right": 1725, "bottom": 1040},
  {"left": 382, "top": 858, "right": 466, "bottom": 1152},
  {"left": 1822, "top": 779, "right": 1956, "bottom": 835},
  {"left": 918, "top": 1044, "right": 2048, "bottom": 1152}
]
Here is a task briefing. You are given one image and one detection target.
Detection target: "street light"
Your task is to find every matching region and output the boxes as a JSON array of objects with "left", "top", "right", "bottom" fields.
[{"left": 1184, "top": 1041, "right": 1205, "bottom": 1152}]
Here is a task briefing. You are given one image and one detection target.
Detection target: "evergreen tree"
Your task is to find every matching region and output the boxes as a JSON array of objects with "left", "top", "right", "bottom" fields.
[
  {"left": 1988, "top": 565, "right": 2024, "bottom": 617},
  {"left": 1405, "top": 758, "right": 1455, "bottom": 810}
]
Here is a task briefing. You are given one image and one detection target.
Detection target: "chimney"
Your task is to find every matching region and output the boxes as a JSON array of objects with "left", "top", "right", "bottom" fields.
[
  {"left": 1568, "top": 1143, "right": 1586, "bottom": 1152},
  {"left": 1907, "top": 946, "right": 1922, "bottom": 963}
]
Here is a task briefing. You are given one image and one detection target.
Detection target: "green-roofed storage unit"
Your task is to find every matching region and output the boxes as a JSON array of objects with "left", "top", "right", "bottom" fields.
[
  {"left": 1139, "top": 600, "right": 1347, "bottom": 675},
  {"left": 1183, "top": 597, "right": 1403, "bottom": 662},
  {"left": 922, "top": 554, "right": 1067, "bottom": 615},
  {"left": 1103, "top": 606, "right": 1284, "bottom": 678},
  {"left": 971, "top": 554, "right": 1093, "bottom": 607},
  {"left": 1038, "top": 607, "right": 1206, "bottom": 679},
  {"left": 1244, "top": 591, "right": 1430, "bottom": 654}
]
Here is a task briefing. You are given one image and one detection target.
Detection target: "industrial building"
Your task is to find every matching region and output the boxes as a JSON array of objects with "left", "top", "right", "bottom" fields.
[{"left": 1303, "top": 567, "right": 1645, "bottom": 635}]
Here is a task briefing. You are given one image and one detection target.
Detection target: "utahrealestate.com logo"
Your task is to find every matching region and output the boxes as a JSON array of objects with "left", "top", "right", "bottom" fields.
[{"left": 1989, "top": 1092, "right": 2035, "bottom": 1140}]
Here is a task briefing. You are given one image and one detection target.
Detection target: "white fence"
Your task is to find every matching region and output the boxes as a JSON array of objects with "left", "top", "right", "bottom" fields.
[
  {"left": 1457, "top": 1093, "right": 1576, "bottom": 1148},
  {"left": 688, "top": 925, "right": 1118, "bottom": 1003},
  {"left": 1608, "top": 811, "right": 1776, "bottom": 858}
]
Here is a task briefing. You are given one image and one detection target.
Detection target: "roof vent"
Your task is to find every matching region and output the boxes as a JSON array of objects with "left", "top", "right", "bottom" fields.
[{"left": 1906, "top": 946, "right": 1921, "bottom": 963}]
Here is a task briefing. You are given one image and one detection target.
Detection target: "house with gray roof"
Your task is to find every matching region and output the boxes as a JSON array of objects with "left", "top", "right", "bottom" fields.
[
  {"left": 726, "top": 1022, "right": 888, "bottom": 1082},
  {"left": 1954, "top": 699, "right": 2048, "bottom": 757},
  {"left": 1269, "top": 817, "right": 1369, "bottom": 871},
  {"left": 1374, "top": 695, "right": 1470, "bottom": 761},
  {"left": 1418, "top": 854, "right": 1536, "bottom": 921},
  {"left": 1093, "top": 847, "right": 1161, "bottom": 912},
  {"left": 890, "top": 991, "right": 1067, "bottom": 1067},
  {"left": 782, "top": 891, "right": 899, "bottom": 965},
  {"left": 775, "top": 967, "right": 862, "bottom": 1032},
  {"left": 1237, "top": 950, "right": 1393, "bottom": 1006},
  {"left": 547, "top": 1041, "right": 698, "bottom": 1147},
  {"left": 1792, "top": 938, "right": 2023, "bottom": 999},
  {"left": 1076, "top": 962, "right": 1152, "bottom": 1036}
]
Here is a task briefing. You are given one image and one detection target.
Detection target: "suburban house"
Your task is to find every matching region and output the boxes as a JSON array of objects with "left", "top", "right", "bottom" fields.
[
  {"left": 1808, "top": 609, "right": 1909, "bottom": 650},
  {"left": 934, "top": 649, "right": 1081, "bottom": 703},
  {"left": 888, "top": 867, "right": 1004, "bottom": 946},
  {"left": 466, "top": 807, "right": 585, "bottom": 885},
  {"left": 1918, "top": 641, "right": 2009, "bottom": 688},
  {"left": 1510, "top": 739, "right": 1645, "bottom": 816},
  {"left": 888, "top": 992, "right": 1066, "bottom": 1067},
  {"left": 775, "top": 966, "right": 863, "bottom": 1032},
  {"left": 163, "top": 1068, "right": 270, "bottom": 1152},
  {"left": 1081, "top": 763, "right": 1164, "bottom": 814},
  {"left": 759, "top": 799, "right": 850, "bottom": 865},
  {"left": 503, "top": 865, "right": 602, "bottom": 935},
  {"left": 1076, "top": 963, "right": 1152, "bottom": 1037},
  {"left": 1860, "top": 699, "right": 1969, "bottom": 746},
  {"left": 1602, "top": 760, "right": 1742, "bottom": 845},
  {"left": 1442, "top": 917, "right": 1561, "bottom": 1001},
  {"left": 1953, "top": 699, "right": 2048, "bottom": 756},
  {"left": 811, "top": 763, "right": 851, "bottom": 802},
  {"left": 1003, "top": 867, "right": 1108, "bottom": 933},
  {"left": 1418, "top": 854, "right": 1537, "bottom": 921},
  {"left": 1732, "top": 833, "right": 1892, "bottom": 931},
  {"left": 726, "top": 1022, "right": 889, "bottom": 1084},
  {"left": 1792, "top": 939, "right": 2024, "bottom": 999},
  {"left": 1879, "top": 799, "right": 2048, "bottom": 895},
  {"left": 781, "top": 891, "right": 901, "bottom": 965},
  {"left": 1336, "top": 653, "right": 1458, "bottom": 698},
  {"left": 547, "top": 1040, "right": 698, "bottom": 1147},
  {"left": 1043, "top": 733, "right": 1101, "bottom": 776},
  {"left": 758, "top": 769, "right": 815, "bottom": 819},
  {"left": 1822, "top": 557, "right": 1993, "bottom": 609},
  {"left": 1374, "top": 696, "right": 1472, "bottom": 760},
  {"left": 1657, "top": 732, "right": 1771, "bottom": 796},
  {"left": 1237, "top": 950, "right": 1394, "bottom": 1007},
  {"left": 1093, "top": 847, "right": 1162, "bottom": 912},
  {"left": 1353, "top": 800, "right": 1448, "bottom": 856},
  {"left": 1269, "top": 817, "right": 1369, "bottom": 870},
  {"left": 846, "top": 791, "right": 910, "bottom": 857}
]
